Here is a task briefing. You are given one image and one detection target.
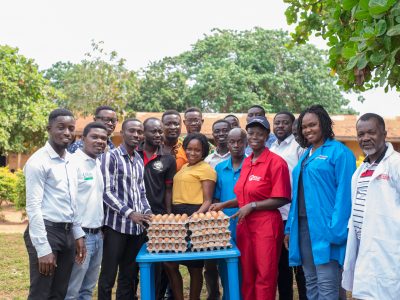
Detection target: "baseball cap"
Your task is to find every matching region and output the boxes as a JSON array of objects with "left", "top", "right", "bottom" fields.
[{"left": 245, "top": 116, "right": 270, "bottom": 131}]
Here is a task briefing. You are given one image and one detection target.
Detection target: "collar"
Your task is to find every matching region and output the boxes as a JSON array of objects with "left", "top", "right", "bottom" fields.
[
  {"left": 45, "top": 141, "right": 68, "bottom": 160},
  {"left": 273, "top": 134, "right": 295, "bottom": 146},
  {"left": 211, "top": 149, "right": 230, "bottom": 159},
  {"left": 224, "top": 156, "right": 244, "bottom": 171},
  {"left": 249, "top": 147, "right": 270, "bottom": 164},
  {"left": 75, "top": 148, "right": 97, "bottom": 161},
  {"left": 137, "top": 142, "right": 164, "bottom": 156},
  {"left": 363, "top": 145, "right": 388, "bottom": 164},
  {"left": 119, "top": 144, "right": 138, "bottom": 161}
]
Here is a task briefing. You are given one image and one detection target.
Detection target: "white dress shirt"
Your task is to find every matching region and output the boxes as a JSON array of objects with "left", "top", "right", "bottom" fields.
[
  {"left": 24, "top": 142, "right": 84, "bottom": 258},
  {"left": 69, "top": 149, "right": 104, "bottom": 229},
  {"left": 205, "top": 150, "right": 231, "bottom": 168},
  {"left": 270, "top": 134, "right": 305, "bottom": 220}
]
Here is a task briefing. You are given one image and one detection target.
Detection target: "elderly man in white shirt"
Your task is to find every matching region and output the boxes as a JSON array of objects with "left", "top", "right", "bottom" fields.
[
  {"left": 23, "top": 109, "right": 86, "bottom": 300},
  {"left": 270, "top": 111, "right": 307, "bottom": 300},
  {"left": 65, "top": 122, "right": 108, "bottom": 300},
  {"left": 342, "top": 113, "right": 400, "bottom": 300}
]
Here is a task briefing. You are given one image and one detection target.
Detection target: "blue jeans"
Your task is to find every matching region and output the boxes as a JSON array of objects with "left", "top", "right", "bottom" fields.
[
  {"left": 299, "top": 217, "right": 340, "bottom": 300},
  {"left": 65, "top": 232, "right": 103, "bottom": 300}
]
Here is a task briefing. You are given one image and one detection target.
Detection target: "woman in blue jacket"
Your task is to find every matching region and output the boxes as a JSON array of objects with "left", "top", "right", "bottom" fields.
[{"left": 284, "top": 105, "right": 355, "bottom": 300}]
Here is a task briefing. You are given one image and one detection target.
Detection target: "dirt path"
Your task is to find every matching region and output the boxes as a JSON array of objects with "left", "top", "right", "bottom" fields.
[{"left": 0, "top": 203, "right": 27, "bottom": 234}]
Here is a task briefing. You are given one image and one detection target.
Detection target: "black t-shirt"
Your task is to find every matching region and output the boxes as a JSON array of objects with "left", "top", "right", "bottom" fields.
[{"left": 137, "top": 146, "right": 176, "bottom": 214}]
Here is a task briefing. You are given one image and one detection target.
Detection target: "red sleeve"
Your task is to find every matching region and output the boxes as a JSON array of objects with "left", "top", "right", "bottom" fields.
[{"left": 269, "top": 157, "right": 291, "bottom": 200}]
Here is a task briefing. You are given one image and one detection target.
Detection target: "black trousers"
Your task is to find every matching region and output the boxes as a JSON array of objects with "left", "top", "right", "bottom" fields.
[
  {"left": 204, "top": 260, "right": 221, "bottom": 300},
  {"left": 24, "top": 225, "right": 75, "bottom": 300},
  {"left": 98, "top": 226, "right": 145, "bottom": 300},
  {"left": 278, "top": 221, "right": 307, "bottom": 300}
]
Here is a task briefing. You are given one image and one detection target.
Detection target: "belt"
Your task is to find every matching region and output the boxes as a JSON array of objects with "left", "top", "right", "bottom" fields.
[
  {"left": 82, "top": 227, "right": 102, "bottom": 234},
  {"left": 44, "top": 219, "right": 72, "bottom": 231}
]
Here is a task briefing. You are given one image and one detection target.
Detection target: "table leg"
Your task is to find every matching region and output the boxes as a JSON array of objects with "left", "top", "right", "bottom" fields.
[
  {"left": 225, "top": 257, "right": 240, "bottom": 300},
  {"left": 139, "top": 262, "right": 153, "bottom": 300}
]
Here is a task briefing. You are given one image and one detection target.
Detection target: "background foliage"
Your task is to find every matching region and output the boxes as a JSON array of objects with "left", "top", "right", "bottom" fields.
[
  {"left": 133, "top": 28, "right": 354, "bottom": 114},
  {"left": 284, "top": 0, "right": 400, "bottom": 92},
  {"left": 0, "top": 45, "right": 57, "bottom": 155}
]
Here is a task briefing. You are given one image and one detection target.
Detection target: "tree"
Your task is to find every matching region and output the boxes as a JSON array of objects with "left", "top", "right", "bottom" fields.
[
  {"left": 284, "top": 0, "right": 400, "bottom": 91},
  {"left": 137, "top": 28, "right": 353, "bottom": 113},
  {"left": 44, "top": 41, "right": 140, "bottom": 117},
  {"left": 0, "top": 45, "right": 57, "bottom": 155}
]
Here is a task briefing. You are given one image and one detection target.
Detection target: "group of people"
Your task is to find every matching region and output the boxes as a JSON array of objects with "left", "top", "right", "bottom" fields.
[{"left": 23, "top": 103, "right": 400, "bottom": 300}]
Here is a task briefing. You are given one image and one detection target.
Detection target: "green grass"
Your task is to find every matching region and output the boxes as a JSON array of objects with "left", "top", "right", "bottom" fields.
[{"left": 0, "top": 233, "right": 207, "bottom": 299}]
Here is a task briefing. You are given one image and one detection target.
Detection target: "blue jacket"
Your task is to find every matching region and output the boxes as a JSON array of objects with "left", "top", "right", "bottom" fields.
[{"left": 285, "top": 138, "right": 356, "bottom": 266}]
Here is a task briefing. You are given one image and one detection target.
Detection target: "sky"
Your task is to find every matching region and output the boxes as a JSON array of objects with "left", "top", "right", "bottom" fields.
[{"left": 1, "top": 0, "right": 400, "bottom": 117}]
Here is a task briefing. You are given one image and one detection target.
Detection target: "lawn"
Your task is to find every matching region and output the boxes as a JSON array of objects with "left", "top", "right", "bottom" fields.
[{"left": 0, "top": 233, "right": 207, "bottom": 299}]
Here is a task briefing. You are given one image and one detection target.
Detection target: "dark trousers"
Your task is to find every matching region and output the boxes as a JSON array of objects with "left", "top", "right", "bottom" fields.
[
  {"left": 98, "top": 226, "right": 145, "bottom": 300},
  {"left": 24, "top": 225, "right": 75, "bottom": 300},
  {"left": 204, "top": 260, "right": 221, "bottom": 300},
  {"left": 278, "top": 221, "right": 307, "bottom": 300}
]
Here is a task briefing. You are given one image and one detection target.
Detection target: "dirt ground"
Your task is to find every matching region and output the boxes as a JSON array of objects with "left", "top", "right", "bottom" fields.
[{"left": 0, "top": 203, "right": 27, "bottom": 234}]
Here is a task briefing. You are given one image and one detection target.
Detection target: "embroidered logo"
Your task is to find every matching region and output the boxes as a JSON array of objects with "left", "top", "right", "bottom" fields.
[
  {"left": 249, "top": 175, "right": 261, "bottom": 182},
  {"left": 316, "top": 155, "right": 328, "bottom": 160},
  {"left": 153, "top": 161, "right": 164, "bottom": 171},
  {"left": 377, "top": 173, "right": 389, "bottom": 180}
]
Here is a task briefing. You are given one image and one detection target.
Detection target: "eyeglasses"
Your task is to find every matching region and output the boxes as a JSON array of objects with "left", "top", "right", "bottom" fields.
[{"left": 96, "top": 116, "right": 118, "bottom": 124}]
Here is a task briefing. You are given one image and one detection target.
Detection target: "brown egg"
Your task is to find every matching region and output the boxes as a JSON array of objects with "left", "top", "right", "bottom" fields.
[
  {"left": 174, "top": 230, "right": 179, "bottom": 236},
  {"left": 180, "top": 229, "right": 186, "bottom": 235},
  {"left": 223, "top": 219, "right": 229, "bottom": 226},
  {"left": 161, "top": 214, "right": 168, "bottom": 222},
  {"left": 198, "top": 213, "right": 205, "bottom": 219},
  {"left": 217, "top": 211, "right": 224, "bottom": 218},
  {"left": 222, "top": 241, "right": 227, "bottom": 247},
  {"left": 161, "top": 243, "right": 167, "bottom": 249},
  {"left": 148, "top": 244, "right": 153, "bottom": 250},
  {"left": 205, "top": 212, "right": 212, "bottom": 219},
  {"left": 210, "top": 220, "right": 215, "bottom": 226},
  {"left": 158, "top": 237, "right": 163, "bottom": 243},
  {"left": 174, "top": 244, "right": 180, "bottom": 249},
  {"left": 165, "top": 237, "right": 170, "bottom": 243},
  {"left": 155, "top": 214, "right": 162, "bottom": 222},
  {"left": 174, "top": 214, "right": 181, "bottom": 222},
  {"left": 202, "top": 229, "right": 207, "bottom": 235},
  {"left": 198, "top": 236, "right": 203, "bottom": 241},
  {"left": 155, "top": 244, "right": 160, "bottom": 249},
  {"left": 217, "top": 220, "right": 222, "bottom": 226},
  {"left": 155, "top": 230, "right": 160, "bottom": 235},
  {"left": 192, "top": 213, "right": 199, "bottom": 221},
  {"left": 221, "top": 228, "right": 226, "bottom": 233},
  {"left": 166, "top": 215, "right": 174, "bottom": 223},
  {"left": 161, "top": 230, "right": 166, "bottom": 236},
  {"left": 167, "top": 243, "right": 173, "bottom": 250},
  {"left": 181, "top": 213, "right": 188, "bottom": 220},
  {"left": 205, "top": 235, "right": 210, "bottom": 241},
  {"left": 168, "top": 230, "right": 173, "bottom": 236}
]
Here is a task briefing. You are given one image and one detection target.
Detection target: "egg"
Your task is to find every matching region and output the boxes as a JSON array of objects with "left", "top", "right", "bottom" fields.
[
  {"left": 167, "top": 215, "right": 174, "bottom": 223},
  {"left": 161, "top": 214, "right": 168, "bottom": 222},
  {"left": 181, "top": 213, "right": 188, "bottom": 220},
  {"left": 161, "top": 243, "right": 167, "bottom": 249},
  {"left": 198, "top": 213, "right": 205, "bottom": 219},
  {"left": 155, "top": 214, "right": 162, "bottom": 222},
  {"left": 155, "top": 244, "right": 160, "bottom": 249},
  {"left": 205, "top": 212, "right": 212, "bottom": 219},
  {"left": 155, "top": 230, "right": 160, "bottom": 235},
  {"left": 174, "top": 214, "right": 181, "bottom": 222},
  {"left": 217, "top": 220, "right": 222, "bottom": 226},
  {"left": 192, "top": 214, "right": 198, "bottom": 222},
  {"left": 148, "top": 244, "right": 153, "bottom": 250},
  {"left": 170, "top": 237, "right": 175, "bottom": 243},
  {"left": 217, "top": 211, "right": 224, "bottom": 217},
  {"left": 210, "top": 220, "right": 215, "bottom": 226},
  {"left": 174, "top": 244, "right": 180, "bottom": 249},
  {"left": 198, "top": 236, "right": 203, "bottom": 241}
]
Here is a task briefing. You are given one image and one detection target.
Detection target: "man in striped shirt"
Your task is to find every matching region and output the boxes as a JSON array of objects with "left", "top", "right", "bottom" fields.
[{"left": 98, "top": 118, "right": 152, "bottom": 300}]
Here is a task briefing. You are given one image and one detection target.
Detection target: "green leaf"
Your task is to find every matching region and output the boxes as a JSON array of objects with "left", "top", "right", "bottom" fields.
[
  {"left": 384, "top": 35, "right": 392, "bottom": 50},
  {"left": 396, "top": 16, "right": 400, "bottom": 23},
  {"left": 354, "top": 8, "right": 371, "bottom": 20},
  {"left": 357, "top": 53, "right": 369, "bottom": 69},
  {"left": 343, "top": 0, "right": 359, "bottom": 10},
  {"left": 387, "top": 24, "right": 400, "bottom": 35},
  {"left": 342, "top": 43, "right": 357, "bottom": 58},
  {"left": 376, "top": 19, "right": 387, "bottom": 35},
  {"left": 346, "top": 56, "right": 359, "bottom": 70},
  {"left": 370, "top": 51, "right": 387, "bottom": 64},
  {"left": 369, "top": 0, "right": 397, "bottom": 16},
  {"left": 360, "top": 0, "right": 370, "bottom": 10}
]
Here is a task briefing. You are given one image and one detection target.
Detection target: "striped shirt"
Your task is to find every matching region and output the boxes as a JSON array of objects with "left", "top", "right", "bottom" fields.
[
  {"left": 101, "top": 144, "right": 152, "bottom": 235},
  {"left": 353, "top": 148, "right": 387, "bottom": 239}
]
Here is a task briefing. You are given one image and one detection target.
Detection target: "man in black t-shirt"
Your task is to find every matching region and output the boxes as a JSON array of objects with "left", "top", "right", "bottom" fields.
[
  {"left": 137, "top": 117, "right": 176, "bottom": 300},
  {"left": 137, "top": 117, "right": 176, "bottom": 215}
]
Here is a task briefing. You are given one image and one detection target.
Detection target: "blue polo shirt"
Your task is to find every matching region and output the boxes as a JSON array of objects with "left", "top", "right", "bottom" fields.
[{"left": 214, "top": 157, "right": 243, "bottom": 240}]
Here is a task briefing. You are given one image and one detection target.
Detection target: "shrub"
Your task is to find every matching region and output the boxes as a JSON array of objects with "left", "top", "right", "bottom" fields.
[
  {"left": 14, "top": 170, "right": 26, "bottom": 210},
  {"left": 0, "top": 167, "right": 18, "bottom": 205}
]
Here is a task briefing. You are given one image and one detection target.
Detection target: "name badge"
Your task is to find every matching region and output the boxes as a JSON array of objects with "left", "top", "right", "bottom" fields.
[{"left": 83, "top": 172, "right": 94, "bottom": 181}]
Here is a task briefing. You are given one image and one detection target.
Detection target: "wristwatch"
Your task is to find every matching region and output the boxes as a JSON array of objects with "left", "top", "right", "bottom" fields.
[{"left": 250, "top": 202, "right": 257, "bottom": 210}]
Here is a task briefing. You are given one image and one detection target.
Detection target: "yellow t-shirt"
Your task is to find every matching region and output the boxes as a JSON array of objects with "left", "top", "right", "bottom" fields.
[{"left": 173, "top": 161, "right": 217, "bottom": 205}]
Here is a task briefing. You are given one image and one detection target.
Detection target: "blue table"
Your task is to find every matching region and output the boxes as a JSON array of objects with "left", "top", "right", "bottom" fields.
[{"left": 136, "top": 242, "right": 241, "bottom": 300}]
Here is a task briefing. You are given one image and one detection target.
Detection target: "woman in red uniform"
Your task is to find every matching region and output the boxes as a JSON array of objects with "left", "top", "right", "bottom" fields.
[{"left": 214, "top": 116, "right": 291, "bottom": 299}]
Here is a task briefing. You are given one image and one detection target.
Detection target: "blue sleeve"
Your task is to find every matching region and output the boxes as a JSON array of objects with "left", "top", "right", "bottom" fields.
[{"left": 328, "top": 147, "right": 356, "bottom": 244}]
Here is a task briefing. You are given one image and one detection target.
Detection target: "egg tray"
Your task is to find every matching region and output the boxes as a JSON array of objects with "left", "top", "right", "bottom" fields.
[
  {"left": 147, "top": 223, "right": 187, "bottom": 231},
  {"left": 147, "top": 236, "right": 188, "bottom": 244},
  {"left": 150, "top": 213, "right": 189, "bottom": 225},
  {"left": 190, "top": 234, "right": 231, "bottom": 243},
  {"left": 146, "top": 242, "right": 188, "bottom": 253},
  {"left": 188, "top": 221, "right": 230, "bottom": 231},
  {"left": 189, "top": 242, "right": 232, "bottom": 252},
  {"left": 189, "top": 228, "right": 230, "bottom": 237},
  {"left": 146, "top": 228, "right": 187, "bottom": 238}
]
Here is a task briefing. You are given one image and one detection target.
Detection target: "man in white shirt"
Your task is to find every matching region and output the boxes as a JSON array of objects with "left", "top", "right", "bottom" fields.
[
  {"left": 270, "top": 111, "right": 306, "bottom": 300},
  {"left": 205, "top": 119, "right": 232, "bottom": 168},
  {"left": 342, "top": 113, "right": 400, "bottom": 299},
  {"left": 65, "top": 122, "right": 108, "bottom": 300},
  {"left": 23, "top": 108, "right": 86, "bottom": 300}
]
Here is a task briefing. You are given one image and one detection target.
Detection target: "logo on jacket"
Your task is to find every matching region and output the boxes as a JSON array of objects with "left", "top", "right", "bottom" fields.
[
  {"left": 249, "top": 175, "right": 261, "bottom": 182},
  {"left": 153, "top": 161, "right": 164, "bottom": 171},
  {"left": 377, "top": 173, "right": 389, "bottom": 180}
]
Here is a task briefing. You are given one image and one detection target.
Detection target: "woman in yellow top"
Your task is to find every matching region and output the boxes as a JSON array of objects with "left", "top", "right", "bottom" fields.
[{"left": 164, "top": 133, "right": 216, "bottom": 300}]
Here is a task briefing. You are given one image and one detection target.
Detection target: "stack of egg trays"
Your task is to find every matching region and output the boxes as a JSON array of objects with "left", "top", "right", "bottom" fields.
[
  {"left": 188, "top": 213, "right": 232, "bottom": 252},
  {"left": 146, "top": 215, "right": 189, "bottom": 253}
]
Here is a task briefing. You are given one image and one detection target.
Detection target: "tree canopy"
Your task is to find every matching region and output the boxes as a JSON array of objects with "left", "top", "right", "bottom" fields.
[
  {"left": 134, "top": 28, "right": 353, "bottom": 114},
  {"left": 284, "top": 0, "right": 400, "bottom": 92},
  {"left": 0, "top": 45, "right": 57, "bottom": 155},
  {"left": 44, "top": 41, "right": 140, "bottom": 117}
]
